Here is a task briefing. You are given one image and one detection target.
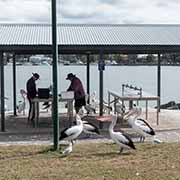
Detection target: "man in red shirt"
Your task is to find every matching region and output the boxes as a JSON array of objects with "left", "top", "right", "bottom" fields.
[{"left": 66, "top": 73, "right": 86, "bottom": 113}]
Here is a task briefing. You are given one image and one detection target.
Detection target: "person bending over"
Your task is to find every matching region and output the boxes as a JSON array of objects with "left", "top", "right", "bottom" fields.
[{"left": 66, "top": 73, "right": 86, "bottom": 113}]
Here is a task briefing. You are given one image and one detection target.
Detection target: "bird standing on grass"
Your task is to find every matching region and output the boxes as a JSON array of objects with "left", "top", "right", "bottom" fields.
[
  {"left": 124, "top": 105, "right": 155, "bottom": 142},
  {"left": 62, "top": 142, "right": 73, "bottom": 156},
  {"left": 59, "top": 114, "right": 83, "bottom": 143},
  {"left": 109, "top": 115, "right": 136, "bottom": 154}
]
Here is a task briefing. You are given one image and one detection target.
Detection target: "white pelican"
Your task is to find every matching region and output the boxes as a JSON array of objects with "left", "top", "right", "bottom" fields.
[
  {"left": 109, "top": 115, "right": 136, "bottom": 154},
  {"left": 83, "top": 121, "right": 100, "bottom": 135},
  {"left": 62, "top": 142, "right": 73, "bottom": 156},
  {"left": 59, "top": 114, "right": 83, "bottom": 143},
  {"left": 125, "top": 105, "right": 155, "bottom": 142}
]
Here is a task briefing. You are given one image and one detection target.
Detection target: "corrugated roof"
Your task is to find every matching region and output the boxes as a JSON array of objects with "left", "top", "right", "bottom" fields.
[{"left": 0, "top": 23, "right": 180, "bottom": 46}]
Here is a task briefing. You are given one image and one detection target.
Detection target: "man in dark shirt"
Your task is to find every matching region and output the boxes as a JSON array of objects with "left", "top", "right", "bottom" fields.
[
  {"left": 26, "top": 73, "right": 40, "bottom": 123},
  {"left": 66, "top": 73, "right": 86, "bottom": 113}
]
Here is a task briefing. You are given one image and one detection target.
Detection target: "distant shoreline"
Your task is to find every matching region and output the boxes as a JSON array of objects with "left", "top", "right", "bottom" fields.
[
  {"left": 65, "top": 64, "right": 180, "bottom": 66},
  {"left": 5, "top": 62, "right": 180, "bottom": 66}
]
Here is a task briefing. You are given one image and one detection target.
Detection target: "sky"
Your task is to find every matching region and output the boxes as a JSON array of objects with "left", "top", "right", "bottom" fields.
[{"left": 1, "top": 0, "right": 180, "bottom": 24}]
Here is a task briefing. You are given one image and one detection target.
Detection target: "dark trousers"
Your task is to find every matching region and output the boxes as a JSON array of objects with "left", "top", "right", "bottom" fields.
[
  {"left": 75, "top": 96, "right": 86, "bottom": 113},
  {"left": 27, "top": 97, "right": 35, "bottom": 122}
]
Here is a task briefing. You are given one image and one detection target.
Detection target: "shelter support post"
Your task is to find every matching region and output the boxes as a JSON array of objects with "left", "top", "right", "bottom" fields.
[
  {"left": 86, "top": 53, "right": 90, "bottom": 104},
  {"left": 51, "top": 0, "right": 59, "bottom": 150},
  {"left": 157, "top": 53, "right": 161, "bottom": 116},
  {"left": 13, "top": 54, "right": 17, "bottom": 116},
  {"left": 99, "top": 50, "right": 105, "bottom": 128},
  {"left": 0, "top": 52, "right": 5, "bottom": 131}
]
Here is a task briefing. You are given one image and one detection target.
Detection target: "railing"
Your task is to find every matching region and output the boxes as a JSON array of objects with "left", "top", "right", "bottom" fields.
[
  {"left": 122, "top": 84, "right": 142, "bottom": 97},
  {"left": 108, "top": 90, "right": 160, "bottom": 125}
]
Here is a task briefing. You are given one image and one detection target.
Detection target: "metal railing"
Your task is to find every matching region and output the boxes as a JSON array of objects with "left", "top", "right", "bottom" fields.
[{"left": 108, "top": 90, "right": 160, "bottom": 125}]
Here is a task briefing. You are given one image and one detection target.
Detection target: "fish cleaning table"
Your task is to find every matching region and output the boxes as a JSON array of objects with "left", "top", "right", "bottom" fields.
[{"left": 32, "top": 97, "right": 74, "bottom": 127}]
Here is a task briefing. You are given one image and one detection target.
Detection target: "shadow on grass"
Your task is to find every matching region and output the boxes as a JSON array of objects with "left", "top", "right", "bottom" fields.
[
  {"left": 0, "top": 151, "right": 45, "bottom": 161},
  {"left": 0, "top": 143, "right": 136, "bottom": 161},
  {"left": 90, "top": 151, "right": 134, "bottom": 157},
  {"left": 63, "top": 150, "right": 135, "bottom": 160}
]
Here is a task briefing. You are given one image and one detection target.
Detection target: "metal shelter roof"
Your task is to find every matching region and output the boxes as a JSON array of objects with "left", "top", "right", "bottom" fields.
[{"left": 0, "top": 23, "right": 180, "bottom": 54}]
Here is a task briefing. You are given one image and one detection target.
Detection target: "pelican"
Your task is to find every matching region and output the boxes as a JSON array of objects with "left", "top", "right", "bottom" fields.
[
  {"left": 83, "top": 121, "right": 100, "bottom": 135},
  {"left": 109, "top": 115, "right": 136, "bottom": 154},
  {"left": 62, "top": 142, "right": 73, "bottom": 156},
  {"left": 125, "top": 105, "right": 155, "bottom": 142},
  {"left": 59, "top": 114, "right": 83, "bottom": 143}
]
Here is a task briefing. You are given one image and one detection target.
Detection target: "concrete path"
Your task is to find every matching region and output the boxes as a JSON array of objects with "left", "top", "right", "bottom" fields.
[
  {"left": 0, "top": 129, "right": 180, "bottom": 146},
  {"left": 0, "top": 108, "right": 180, "bottom": 145}
]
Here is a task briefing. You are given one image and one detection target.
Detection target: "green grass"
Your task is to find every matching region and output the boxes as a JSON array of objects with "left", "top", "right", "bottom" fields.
[{"left": 0, "top": 142, "right": 180, "bottom": 180}]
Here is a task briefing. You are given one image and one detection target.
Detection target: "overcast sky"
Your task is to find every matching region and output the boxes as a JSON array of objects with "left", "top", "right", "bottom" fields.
[{"left": 1, "top": 0, "right": 180, "bottom": 24}]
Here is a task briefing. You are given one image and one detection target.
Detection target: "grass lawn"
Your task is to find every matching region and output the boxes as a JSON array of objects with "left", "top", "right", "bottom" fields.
[{"left": 0, "top": 142, "right": 180, "bottom": 180}]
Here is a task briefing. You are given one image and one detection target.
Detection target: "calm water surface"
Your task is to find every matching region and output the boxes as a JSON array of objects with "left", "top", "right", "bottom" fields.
[{"left": 4, "top": 65, "right": 180, "bottom": 110}]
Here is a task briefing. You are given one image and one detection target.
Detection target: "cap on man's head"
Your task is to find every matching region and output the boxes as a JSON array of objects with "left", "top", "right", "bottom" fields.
[
  {"left": 66, "top": 73, "right": 75, "bottom": 80},
  {"left": 32, "top": 73, "right": 40, "bottom": 79}
]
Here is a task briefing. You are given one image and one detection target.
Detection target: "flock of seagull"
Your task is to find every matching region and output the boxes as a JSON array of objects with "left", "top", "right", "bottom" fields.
[{"left": 59, "top": 102, "right": 160, "bottom": 156}]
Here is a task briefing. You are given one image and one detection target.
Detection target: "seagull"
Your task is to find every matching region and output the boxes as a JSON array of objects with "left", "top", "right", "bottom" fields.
[
  {"left": 102, "top": 101, "right": 113, "bottom": 113},
  {"left": 59, "top": 114, "right": 83, "bottom": 143},
  {"left": 88, "top": 91, "right": 112, "bottom": 113},
  {"left": 84, "top": 105, "right": 96, "bottom": 114},
  {"left": 17, "top": 100, "right": 26, "bottom": 114},
  {"left": 109, "top": 114, "right": 136, "bottom": 154},
  {"left": 125, "top": 105, "right": 155, "bottom": 142},
  {"left": 17, "top": 89, "right": 27, "bottom": 114},
  {"left": 114, "top": 100, "right": 125, "bottom": 115},
  {"left": 62, "top": 142, "right": 73, "bottom": 156},
  {"left": 83, "top": 121, "right": 100, "bottom": 135}
]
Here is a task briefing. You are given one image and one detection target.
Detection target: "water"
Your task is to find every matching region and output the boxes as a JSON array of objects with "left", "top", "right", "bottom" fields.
[{"left": 3, "top": 64, "right": 180, "bottom": 110}]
